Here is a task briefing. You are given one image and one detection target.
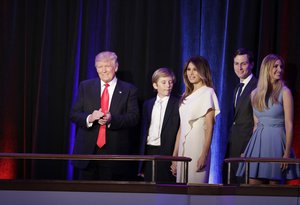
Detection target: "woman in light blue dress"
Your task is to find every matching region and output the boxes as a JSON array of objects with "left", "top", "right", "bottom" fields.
[{"left": 236, "top": 54, "right": 299, "bottom": 184}]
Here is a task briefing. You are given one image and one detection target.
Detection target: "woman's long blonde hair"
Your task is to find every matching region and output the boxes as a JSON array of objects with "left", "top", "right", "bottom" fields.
[
  {"left": 252, "top": 54, "right": 285, "bottom": 111},
  {"left": 181, "top": 56, "right": 214, "bottom": 104}
]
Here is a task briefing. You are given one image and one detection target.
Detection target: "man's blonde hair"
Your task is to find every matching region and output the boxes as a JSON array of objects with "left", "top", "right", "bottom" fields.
[{"left": 95, "top": 51, "right": 118, "bottom": 66}]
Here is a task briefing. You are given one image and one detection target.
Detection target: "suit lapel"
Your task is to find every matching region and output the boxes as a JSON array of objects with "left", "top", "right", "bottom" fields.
[
  {"left": 147, "top": 98, "right": 156, "bottom": 126},
  {"left": 109, "top": 80, "right": 123, "bottom": 113},
  {"left": 235, "top": 85, "right": 250, "bottom": 109},
  {"left": 161, "top": 96, "right": 176, "bottom": 131},
  {"left": 93, "top": 79, "right": 101, "bottom": 108},
  {"left": 234, "top": 77, "right": 257, "bottom": 117},
  {"left": 144, "top": 98, "right": 156, "bottom": 130}
]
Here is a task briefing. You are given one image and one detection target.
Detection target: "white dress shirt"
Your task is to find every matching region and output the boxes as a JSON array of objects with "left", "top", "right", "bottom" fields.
[
  {"left": 147, "top": 95, "right": 169, "bottom": 146},
  {"left": 239, "top": 73, "right": 253, "bottom": 94},
  {"left": 86, "top": 77, "right": 117, "bottom": 127}
]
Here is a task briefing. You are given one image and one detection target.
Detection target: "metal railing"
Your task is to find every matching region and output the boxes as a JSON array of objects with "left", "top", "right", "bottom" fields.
[
  {"left": 224, "top": 157, "right": 300, "bottom": 184},
  {"left": 0, "top": 153, "right": 191, "bottom": 184}
]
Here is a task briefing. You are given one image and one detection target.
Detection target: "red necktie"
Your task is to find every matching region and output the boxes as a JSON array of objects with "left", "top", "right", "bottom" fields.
[{"left": 97, "top": 83, "right": 109, "bottom": 148}]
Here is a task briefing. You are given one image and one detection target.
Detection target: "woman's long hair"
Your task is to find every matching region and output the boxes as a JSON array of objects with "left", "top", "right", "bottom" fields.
[
  {"left": 181, "top": 56, "right": 214, "bottom": 103},
  {"left": 252, "top": 54, "right": 285, "bottom": 111}
]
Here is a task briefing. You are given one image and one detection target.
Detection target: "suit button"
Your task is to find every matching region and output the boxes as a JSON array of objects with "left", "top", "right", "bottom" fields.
[{"left": 233, "top": 122, "right": 236, "bottom": 125}]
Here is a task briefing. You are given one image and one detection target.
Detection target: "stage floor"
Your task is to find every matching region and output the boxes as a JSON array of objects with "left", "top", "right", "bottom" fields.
[{"left": 1, "top": 180, "right": 299, "bottom": 205}]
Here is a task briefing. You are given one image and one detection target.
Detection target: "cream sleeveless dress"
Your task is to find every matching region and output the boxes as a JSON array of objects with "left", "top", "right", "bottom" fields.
[{"left": 177, "top": 86, "right": 220, "bottom": 184}]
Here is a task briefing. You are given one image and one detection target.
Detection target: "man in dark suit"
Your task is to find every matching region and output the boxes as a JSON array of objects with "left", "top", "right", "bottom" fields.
[
  {"left": 224, "top": 48, "right": 258, "bottom": 184},
  {"left": 139, "top": 68, "right": 180, "bottom": 183},
  {"left": 70, "top": 51, "right": 139, "bottom": 180}
]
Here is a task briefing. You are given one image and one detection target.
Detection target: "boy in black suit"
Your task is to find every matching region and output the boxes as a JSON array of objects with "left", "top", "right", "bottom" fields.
[{"left": 139, "top": 68, "right": 180, "bottom": 183}]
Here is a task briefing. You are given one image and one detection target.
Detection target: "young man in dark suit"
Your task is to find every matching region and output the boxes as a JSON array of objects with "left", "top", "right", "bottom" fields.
[
  {"left": 224, "top": 48, "right": 258, "bottom": 184},
  {"left": 139, "top": 68, "right": 180, "bottom": 184},
  {"left": 70, "top": 51, "right": 139, "bottom": 180}
]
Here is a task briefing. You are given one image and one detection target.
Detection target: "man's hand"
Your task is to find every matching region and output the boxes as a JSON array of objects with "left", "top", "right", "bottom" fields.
[
  {"left": 98, "top": 110, "right": 111, "bottom": 125},
  {"left": 89, "top": 109, "right": 105, "bottom": 123}
]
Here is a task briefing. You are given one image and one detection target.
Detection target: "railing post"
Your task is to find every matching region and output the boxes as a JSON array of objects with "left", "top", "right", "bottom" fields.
[
  {"left": 151, "top": 160, "right": 156, "bottom": 183},
  {"left": 184, "top": 161, "right": 188, "bottom": 184},
  {"left": 245, "top": 162, "right": 249, "bottom": 184},
  {"left": 227, "top": 162, "right": 231, "bottom": 184}
]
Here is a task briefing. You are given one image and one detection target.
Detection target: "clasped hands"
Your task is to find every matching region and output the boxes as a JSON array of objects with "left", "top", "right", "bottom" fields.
[{"left": 89, "top": 108, "right": 111, "bottom": 125}]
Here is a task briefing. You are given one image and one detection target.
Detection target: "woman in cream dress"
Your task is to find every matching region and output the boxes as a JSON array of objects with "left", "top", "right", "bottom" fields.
[{"left": 171, "top": 56, "right": 220, "bottom": 184}]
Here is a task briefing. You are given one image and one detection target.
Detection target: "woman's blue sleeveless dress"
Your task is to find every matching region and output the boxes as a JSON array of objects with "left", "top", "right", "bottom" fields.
[{"left": 236, "top": 90, "right": 299, "bottom": 180}]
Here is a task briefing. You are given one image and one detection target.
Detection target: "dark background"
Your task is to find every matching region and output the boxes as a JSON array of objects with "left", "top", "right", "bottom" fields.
[{"left": 1, "top": 0, "right": 300, "bottom": 184}]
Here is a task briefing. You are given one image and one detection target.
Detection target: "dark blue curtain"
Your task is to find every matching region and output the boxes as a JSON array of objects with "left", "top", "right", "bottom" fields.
[{"left": 180, "top": 0, "right": 231, "bottom": 183}]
